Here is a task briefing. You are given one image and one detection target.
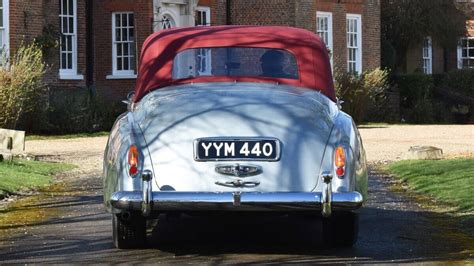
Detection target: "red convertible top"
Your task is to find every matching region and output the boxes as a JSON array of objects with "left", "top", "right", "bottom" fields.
[{"left": 134, "top": 26, "right": 335, "bottom": 102}]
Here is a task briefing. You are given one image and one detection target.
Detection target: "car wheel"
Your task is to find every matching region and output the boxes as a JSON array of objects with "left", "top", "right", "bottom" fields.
[
  {"left": 112, "top": 212, "right": 147, "bottom": 249},
  {"left": 322, "top": 211, "right": 359, "bottom": 247}
]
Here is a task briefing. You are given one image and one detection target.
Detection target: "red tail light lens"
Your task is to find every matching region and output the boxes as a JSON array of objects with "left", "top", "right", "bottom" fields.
[
  {"left": 128, "top": 145, "right": 139, "bottom": 176},
  {"left": 335, "top": 146, "right": 345, "bottom": 178}
]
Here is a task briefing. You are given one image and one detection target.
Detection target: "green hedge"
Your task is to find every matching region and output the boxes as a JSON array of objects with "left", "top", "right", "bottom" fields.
[
  {"left": 442, "top": 69, "right": 474, "bottom": 98},
  {"left": 17, "top": 87, "right": 125, "bottom": 134},
  {"left": 392, "top": 69, "right": 474, "bottom": 124}
]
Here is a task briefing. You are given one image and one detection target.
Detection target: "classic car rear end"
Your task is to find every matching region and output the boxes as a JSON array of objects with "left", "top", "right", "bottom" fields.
[{"left": 103, "top": 26, "right": 368, "bottom": 249}]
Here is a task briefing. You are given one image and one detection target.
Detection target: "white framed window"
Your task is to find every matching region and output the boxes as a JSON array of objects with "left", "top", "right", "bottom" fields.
[
  {"left": 196, "top": 48, "right": 211, "bottom": 75},
  {"left": 59, "top": 0, "right": 82, "bottom": 79},
  {"left": 0, "top": 0, "right": 9, "bottom": 63},
  {"left": 195, "top": 7, "right": 211, "bottom": 75},
  {"left": 195, "top": 6, "right": 210, "bottom": 26},
  {"left": 422, "top": 37, "right": 432, "bottom": 74},
  {"left": 109, "top": 12, "right": 136, "bottom": 79},
  {"left": 346, "top": 14, "right": 362, "bottom": 74},
  {"left": 457, "top": 37, "right": 474, "bottom": 69},
  {"left": 316, "top": 11, "right": 333, "bottom": 69}
]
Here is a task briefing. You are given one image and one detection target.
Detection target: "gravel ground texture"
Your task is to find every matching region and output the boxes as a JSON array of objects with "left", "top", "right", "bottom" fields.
[{"left": 359, "top": 125, "right": 473, "bottom": 162}]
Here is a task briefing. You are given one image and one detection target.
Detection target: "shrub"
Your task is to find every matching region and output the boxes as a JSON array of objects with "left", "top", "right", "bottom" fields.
[
  {"left": 442, "top": 69, "right": 474, "bottom": 98},
  {"left": 0, "top": 43, "right": 47, "bottom": 129},
  {"left": 41, "top": 88, "right": 124, "bottom": 134},
  {"left": 335, "top": 68, "right": 390, "bottom": 123},
  {"left": 392, "top": 74, "right": 434, "bottom": 108}
]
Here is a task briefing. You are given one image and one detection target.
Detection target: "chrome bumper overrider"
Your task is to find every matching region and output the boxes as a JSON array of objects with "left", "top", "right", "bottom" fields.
[{"left": 110, "top": 190, "right": 363, "bottom": 213}]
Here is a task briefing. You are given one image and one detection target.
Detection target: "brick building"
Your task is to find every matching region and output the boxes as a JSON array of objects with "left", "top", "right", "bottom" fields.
[
  {"left": 403, "top": 2, "right": 474, "bottom": 74},
  {"left": 1, "top": 0, "right": 381, "bottom": 102}
]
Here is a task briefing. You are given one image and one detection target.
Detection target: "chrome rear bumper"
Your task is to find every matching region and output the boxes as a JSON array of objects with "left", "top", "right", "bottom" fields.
[{"left": 110, "top": 191, "right": 364, "bottom": 212}]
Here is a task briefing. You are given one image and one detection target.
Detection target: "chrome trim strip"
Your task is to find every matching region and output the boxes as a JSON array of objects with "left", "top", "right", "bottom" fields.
[
  {"left": 110, "top": 191, "right": 363, "bottom": 212},
  {"left": 193, "top": 137, "right": 281, "bottom": 162}
]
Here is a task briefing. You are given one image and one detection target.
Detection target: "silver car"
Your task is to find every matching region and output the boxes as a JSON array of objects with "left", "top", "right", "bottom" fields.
[{"left": 103, "top": 25, "right": 368, "bottom": 249}]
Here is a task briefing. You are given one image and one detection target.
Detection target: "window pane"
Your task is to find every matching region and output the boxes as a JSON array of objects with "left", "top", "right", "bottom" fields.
[
  {"left": 62, "top": 17, "right": 67, "bottom": 32},
  {"left": 130, "top": 56, "right": 136, "bottom": 71},
  {"left": 115, "top": 14, "right": 121, "bottom": 27},
  {"left": 61, "top": 35, "right": 66, "bottom": 50},
  {"left": 69, "top": 0, "right": 73, "bottom": 15},
  {"left": 62, "top": 0, "right": 67, "bottom": 15},
  {"left": 467, "top": 38, "right": 474, "bottom": 48},
  {"left": 117, "top": 57, "right": 123, "bottom": 71},
  {"left": 0, "top": 11, "right": 3, "bottom": 27},
  {"left": 124, "top": 56, "right": 129, "bottom": 70},
  {"left": 115, "top": 28, "right": 121, "bottom": 42},
  {"left": 61, "top": 53, "right": 67, "bottom": 69},
  {"left": 130, "top": 43, "right": 136, "bottom": 58},
  {"left": 129, "top": 14, "right": 134, "bottom": 27},
  {"left": 116, "top": 43, "right": 122, "bottom": 56},
  {"left": 122, "top": 28, "right": 127, "bottom": 41},
  {"left": 67, "top": 36, "right": 72, "bottom": 52},
  {"left": 69, "top": 17, "right": 74, "bottom": 33},
  {"left": 67, "top": 53, "right": 72, "bottom": 69},
  {"left": 123, "top": 43, "right": 129, "bottom": 56},
  {"left": 122, "top": 14, "right": 127, "bottom": 27}
]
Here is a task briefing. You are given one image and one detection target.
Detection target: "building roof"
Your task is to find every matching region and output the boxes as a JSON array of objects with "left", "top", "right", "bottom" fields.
[{"left": 134, "top": 25, "right": 335, "bottom": 102}]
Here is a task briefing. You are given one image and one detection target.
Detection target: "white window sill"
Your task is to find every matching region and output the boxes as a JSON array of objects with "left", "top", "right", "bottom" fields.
[
  {"left": 59, "top": 74, "right": 84, "bottom": 80},
  {"left": 106, "top": 74, "right": 137, "bottom": 80}
]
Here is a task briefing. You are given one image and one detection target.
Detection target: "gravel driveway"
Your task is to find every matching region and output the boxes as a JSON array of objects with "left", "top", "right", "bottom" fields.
[
  {"left": 359, "top": 125, "right": 474, "bottom": 162},
  {"left": 0, "top": 124, "right": 472, "bottom": 263}
]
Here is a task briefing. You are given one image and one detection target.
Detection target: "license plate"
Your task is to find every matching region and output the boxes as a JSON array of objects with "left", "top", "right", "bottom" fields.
[{"left": 194, "top": 138, "right": 281, "bottom": 161}]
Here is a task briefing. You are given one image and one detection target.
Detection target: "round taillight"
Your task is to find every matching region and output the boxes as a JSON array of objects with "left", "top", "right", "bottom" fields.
[{"left": 336, "top": 167, "right": 345, "bottom": 177}]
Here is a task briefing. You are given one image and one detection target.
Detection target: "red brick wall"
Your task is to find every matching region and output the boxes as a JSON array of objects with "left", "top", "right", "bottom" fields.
[
  {"left": 362, "top": 0, "right": 380, "bottom": 71},
  {"left": 228, "top": 0, "right": 296, "bottom": 26},
  {"left": 207, "top": 0, "right": 227, "bottom": 25},
  {"left": 9, "top": 0, "right": 87, "bottom": 88},
  {"left": 92, "top": 0, "right": 153, "bottom": 101},
  {"left": 317, "top": 0, "right": 380, "bottom": 73}
]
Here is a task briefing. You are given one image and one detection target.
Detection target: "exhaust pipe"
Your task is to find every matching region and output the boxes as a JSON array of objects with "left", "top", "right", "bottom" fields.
[{"left": 120, "top": 211, "right": 131, "bottom": 221}]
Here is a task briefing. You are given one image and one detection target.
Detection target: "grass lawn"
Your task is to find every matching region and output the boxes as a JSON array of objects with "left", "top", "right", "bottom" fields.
[
  {"left": 0, "top": 160, "right": 75, "bottom": 198},
  {"left": 388, "top": 158, "right": 474, "bottom": 212},
  {"left": 26, "top": 131, "right": 109, "bottom": 141}
]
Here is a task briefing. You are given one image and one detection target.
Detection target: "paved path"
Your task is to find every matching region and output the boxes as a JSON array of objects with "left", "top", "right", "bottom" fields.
[{"left": 0, "top": 125, "right": 473, "bottom": 263}]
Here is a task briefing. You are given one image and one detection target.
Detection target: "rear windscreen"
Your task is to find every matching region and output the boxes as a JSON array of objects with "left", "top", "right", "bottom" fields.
[{"left": 172, "top": 47, "right": 299, "bottom": 80}]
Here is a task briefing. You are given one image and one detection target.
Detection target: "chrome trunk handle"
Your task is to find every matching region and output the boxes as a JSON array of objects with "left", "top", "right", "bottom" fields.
[{"left": 215, "top": 180, "right": 260, "bottom": 188}]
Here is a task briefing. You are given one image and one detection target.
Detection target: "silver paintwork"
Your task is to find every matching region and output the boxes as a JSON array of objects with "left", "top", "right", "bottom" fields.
[{"left": 103, "top": 82, "right": 368, "bottom": 216}]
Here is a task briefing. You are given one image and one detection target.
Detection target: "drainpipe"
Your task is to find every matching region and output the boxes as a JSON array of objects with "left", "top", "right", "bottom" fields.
[
  {"left": 226, "top": 0, "right": 231, "bottom": 25},
  {"left": 86, "top": 0, "right": 95, "bottom": 94}
]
